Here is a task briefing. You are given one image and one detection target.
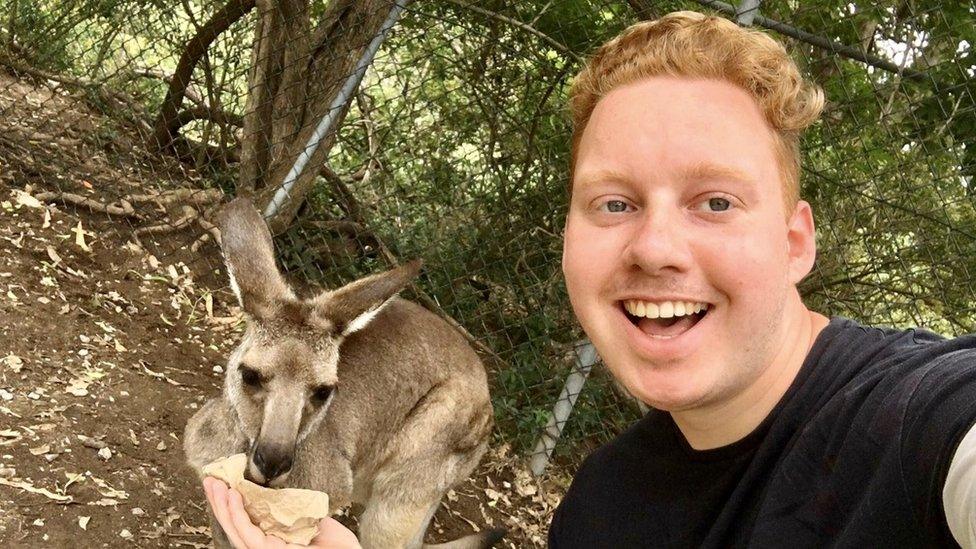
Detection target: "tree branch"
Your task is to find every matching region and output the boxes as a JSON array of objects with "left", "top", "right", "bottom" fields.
[
  {"left": 446, "top": 0, "right": 581, "bottom": 62},
  {"left": 688, "top": 0, "right": 925, "bottom": 80},
  {"left": 151, "top": 0, "right": 256, "bottom": 152},
  {"left": 176, "top": 104, "right": 244, "bottom": 129}
]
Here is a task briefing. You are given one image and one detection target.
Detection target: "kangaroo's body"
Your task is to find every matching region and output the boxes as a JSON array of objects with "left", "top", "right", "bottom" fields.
[{"left": 183, "top": 198, "right": 500, "bottom": 549}]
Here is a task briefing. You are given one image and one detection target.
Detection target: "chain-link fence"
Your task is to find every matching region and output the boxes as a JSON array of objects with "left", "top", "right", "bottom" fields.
[{"left": 1, "top": 0, "right": 973, "bottom": 477}]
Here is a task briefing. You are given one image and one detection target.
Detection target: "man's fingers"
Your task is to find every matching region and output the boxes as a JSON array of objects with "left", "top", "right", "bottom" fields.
[
  {"left": 309, "top": 517, "right": 361, "bottom": 548},
  {"left": 203, "top": 476, "right": 215, "bottom": 505},
  {"left": 205, "top": 477, "right": 359, "bottom": 549},
  {"left": 227, "top": 487, "right": 286, "bottom": 549},
  {"left": 207, "top": 478, "right": 249, "bottom": 549}
]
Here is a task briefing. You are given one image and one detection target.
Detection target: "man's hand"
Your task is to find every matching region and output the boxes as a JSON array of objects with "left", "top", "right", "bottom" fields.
[{"left": 203, "top": 477, "right": 362, "bottom": 549}]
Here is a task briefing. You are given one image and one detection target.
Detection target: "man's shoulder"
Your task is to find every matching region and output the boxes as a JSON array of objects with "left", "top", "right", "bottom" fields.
[
  {"left": 809, "top": 317, "right": 976, "bottom": 389},
  {"left": 803, "top": 318, "right": 976, "bottom": 430},
  {"left": 847, "top": 319, "right": 976, "bottom": 389}
]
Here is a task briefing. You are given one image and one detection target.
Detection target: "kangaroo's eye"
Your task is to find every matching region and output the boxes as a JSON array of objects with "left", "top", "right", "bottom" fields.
[
  {"left": 240, "top": 365, "right": 262, "bottom": 388},
  {"left": 311, "top": 385, "right": 334, "bottom": 405}
]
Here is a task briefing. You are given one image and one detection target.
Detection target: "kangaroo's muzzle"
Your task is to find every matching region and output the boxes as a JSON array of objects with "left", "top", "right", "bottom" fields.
[{"left": 247, "top": 442, "right": 294, "bottom": 485}]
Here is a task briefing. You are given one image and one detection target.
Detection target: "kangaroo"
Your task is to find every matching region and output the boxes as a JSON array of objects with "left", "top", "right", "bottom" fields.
[{"left": 184, "top": 198, "right": 501, "bottom": 549}]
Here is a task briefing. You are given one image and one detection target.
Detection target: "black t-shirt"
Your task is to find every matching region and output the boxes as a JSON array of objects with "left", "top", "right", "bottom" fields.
[{"left": 549, "top": 317, "right": 976, "bottom": 548}]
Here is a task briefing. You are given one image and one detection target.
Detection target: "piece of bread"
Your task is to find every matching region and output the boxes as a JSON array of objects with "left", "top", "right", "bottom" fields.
[{"left": 203, "top": 453, "right": 330, "bottom": 545}]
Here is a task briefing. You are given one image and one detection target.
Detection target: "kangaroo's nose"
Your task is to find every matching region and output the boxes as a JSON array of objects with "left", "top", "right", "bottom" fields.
[{"left": 252, "top": 445, "right": 293, "bottom": 483}]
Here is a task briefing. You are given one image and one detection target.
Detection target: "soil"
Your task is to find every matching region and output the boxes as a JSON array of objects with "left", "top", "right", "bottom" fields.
[{"left": 0, "top": 70, "right": 566, "bottom": 548}]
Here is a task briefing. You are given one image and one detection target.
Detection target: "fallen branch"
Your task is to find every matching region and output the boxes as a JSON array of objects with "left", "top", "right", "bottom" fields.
[
  {"left": 0, "top": 53, "right": 161, "bottom": 141},
  {"left": 133, "top": 205, "right": 200, "bottom": 245},
  {"left": 128, "top": 188, "right": 224, "bottom": 208},
  {"left": 0, "top": 53, "right": 103, "bottom": 90},
  {"left": 34, "top": 191, "right": 142, "bottom": 220},
  {"left": 33, "top": 187, "right": 224, "bottom": 223},
  {"left": 190, "top": 215, "right": 222, "bottom": 252}
]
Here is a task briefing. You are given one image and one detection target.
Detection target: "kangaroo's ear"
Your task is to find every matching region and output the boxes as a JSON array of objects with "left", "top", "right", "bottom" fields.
[
  {"left": 315, "top": 260, "right": 422, "bottom": 336},
  {"left": 216, "top": 198, "right": 293, "bottom": 319}
]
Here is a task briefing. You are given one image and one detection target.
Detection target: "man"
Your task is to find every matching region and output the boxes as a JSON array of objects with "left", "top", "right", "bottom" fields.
[
  {"left": 205, "top": 10, "right": 976, "bottom": 548},
  {"left": 550, "top": 10, "right": 976, "bottom": 548}
]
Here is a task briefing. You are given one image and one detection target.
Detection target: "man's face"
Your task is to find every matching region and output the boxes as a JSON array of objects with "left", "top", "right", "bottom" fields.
[{"left": 563, "top": 77, "right": 813, "bottom": 412}]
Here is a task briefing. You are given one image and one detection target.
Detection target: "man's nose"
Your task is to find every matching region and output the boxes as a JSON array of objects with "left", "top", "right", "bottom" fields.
[
  {"left": 251, "top": 444, "right": 293, "bottom": 483},
  {"left": 623, "top": 208, "right": 692, "bottom": 274}
]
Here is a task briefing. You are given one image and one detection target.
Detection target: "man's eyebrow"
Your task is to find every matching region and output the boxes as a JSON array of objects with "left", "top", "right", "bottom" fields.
[
  {"left": 573, "top": 169, "right": 631, "bottom": 189},
  {"left": 679, "top": 162, "right": 755, "bottom": 184}
]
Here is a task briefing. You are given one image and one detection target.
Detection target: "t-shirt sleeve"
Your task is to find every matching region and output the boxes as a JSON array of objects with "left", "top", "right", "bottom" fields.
[{"left": 899, "top": 347, "right": 976, "bottom": 541}]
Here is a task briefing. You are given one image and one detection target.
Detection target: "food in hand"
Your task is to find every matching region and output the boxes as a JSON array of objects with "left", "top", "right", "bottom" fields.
[{"left": 203, "top": 453, "right": 330, "bottom": 545}]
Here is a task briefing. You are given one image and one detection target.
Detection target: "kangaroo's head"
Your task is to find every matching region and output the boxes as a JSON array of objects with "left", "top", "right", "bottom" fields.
[{"left": 216, "top": 198, "right": 420, "bottom": 486}]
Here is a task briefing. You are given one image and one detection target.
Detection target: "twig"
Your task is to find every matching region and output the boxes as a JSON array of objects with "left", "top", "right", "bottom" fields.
[
  {"left": 934, "top": 93, "right": 965, "bottom": 140},
  {"left": 124, "top": 68, "right": 207, "bottom": 106},
  {"left": 354, "top": 91, "right": 382, "bottom": 185},
  {"left": 445, "top": 0, "right": 581, "bottom": 62}
]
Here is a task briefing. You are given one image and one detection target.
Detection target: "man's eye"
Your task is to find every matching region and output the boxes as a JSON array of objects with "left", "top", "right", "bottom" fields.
[
  {"left": 705, "top": 197, "right": 732, "bottom": 212},
  {"left": 601, "top": 200, "right": 630, "bottom": 213}
]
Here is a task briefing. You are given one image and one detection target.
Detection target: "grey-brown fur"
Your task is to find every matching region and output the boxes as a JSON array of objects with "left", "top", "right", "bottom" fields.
[{"left": 184, "top": 198, "right": 500, "bottom": 549}]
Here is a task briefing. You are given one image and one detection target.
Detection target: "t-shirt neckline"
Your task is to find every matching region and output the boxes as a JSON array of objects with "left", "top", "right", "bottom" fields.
[{"left": 664, "top": 316, "right": 854, "bottom": 462}]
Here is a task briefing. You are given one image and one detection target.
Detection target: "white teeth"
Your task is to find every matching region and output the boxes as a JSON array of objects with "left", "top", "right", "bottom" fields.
[{"left": 624, "top": 299, "right": 710, "bottom": 319}]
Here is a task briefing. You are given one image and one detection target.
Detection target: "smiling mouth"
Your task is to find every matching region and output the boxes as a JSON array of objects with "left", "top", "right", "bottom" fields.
[{"left": 621, "top": 299, "right": 709, "bottom": 339}]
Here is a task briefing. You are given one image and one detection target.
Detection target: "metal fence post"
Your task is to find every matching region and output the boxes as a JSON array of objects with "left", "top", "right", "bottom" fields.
[
  {"left": 735, "top": 0, "right": 761, "bottom": 26},
  {"left": 530, "top": 341, "right": 601, "bottom": 477}
]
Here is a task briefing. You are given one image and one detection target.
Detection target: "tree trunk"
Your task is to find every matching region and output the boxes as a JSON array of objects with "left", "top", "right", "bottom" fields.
[
  {"left": 239, "top": 0, "right": 291, "bottom": 193},
  {"left": 151, "top": 0, "right": 256, "bottom": 152},
  {"left": 241, "top": 0, "right": 404, "bottom": 234}
]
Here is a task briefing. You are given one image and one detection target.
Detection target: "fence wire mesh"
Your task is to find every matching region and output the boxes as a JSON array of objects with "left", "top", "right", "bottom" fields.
[{"left": 1, "top": 0, "right": 974, "bottom": 480}]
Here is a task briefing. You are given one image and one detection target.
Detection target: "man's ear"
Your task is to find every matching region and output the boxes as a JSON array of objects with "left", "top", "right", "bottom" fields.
[
  {"left": 314, "top": 260, "right": 422, "bottom": 336},
  {"left": 786, "top": 200, "right": 817, "bottom": 284},
  {"left": 216, "top": 198, "right": 293, "bottom": 319}
]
